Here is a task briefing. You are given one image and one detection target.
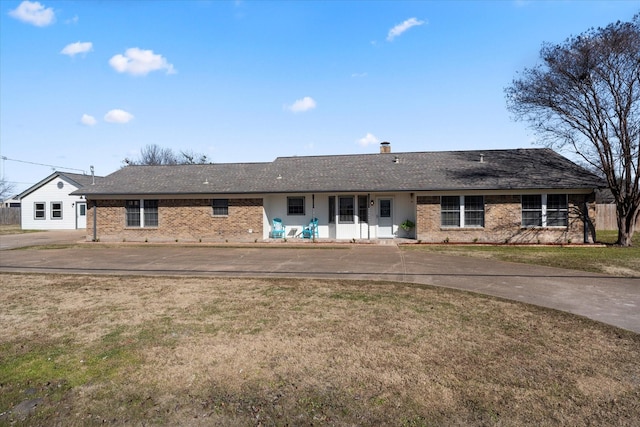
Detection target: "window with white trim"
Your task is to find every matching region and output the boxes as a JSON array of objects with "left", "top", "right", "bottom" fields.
[
  {"left": 126, "top": 199, "right": 158, "bottom": 227},
  {"left": 212, "top": 199, "right": 229, "bottom": 216},
  {"left": 441, "top": 196, "right": 484, "bottom": 227},
  {"left": 287, "top": 196, "right": 305, "bottom": 215},
  {"left": 358, "top": 195, "right": 368, "bottom": 223},
  {"left": 328, "top": 196, "right": 335, "bottom": 224},
  {"left": 339, "top": 196, "right": 354, "bottom": 223},
  {"left": 34, "top": 202, "right": 45, "bottom": 220},
  {"left": 51, "top": 202, "right": 63, "bottom": 219},
  {"left": 521, "top": 194, "right": 567, "bottom": 227}
]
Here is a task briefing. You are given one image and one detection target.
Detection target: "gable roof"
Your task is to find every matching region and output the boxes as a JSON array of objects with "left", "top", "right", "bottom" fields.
[
  {"left": 17, "top": 171, "right": 102, "bottom": 199},
  {"left": 74, "top": 148, "right": 605, "bottom": 197}
]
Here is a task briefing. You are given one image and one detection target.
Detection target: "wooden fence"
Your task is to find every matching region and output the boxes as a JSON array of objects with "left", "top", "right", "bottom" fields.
[
  {"left": 596, "top": 203, "right": 640, "bottom": 230},
  {"left": 0, "top": 207, "right": 20, "bottom": 225}
]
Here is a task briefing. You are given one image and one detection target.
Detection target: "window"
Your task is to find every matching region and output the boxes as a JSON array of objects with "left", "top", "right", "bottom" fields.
[
  {"left": 339, "top": 196, "right": 354, "bottom": 223},
  {"left": 51, "top": 202, "right": 63, "bottom": 219},
  {"left": 144, "top": 200, "right": 158, "bottom": 227},
  {"left": 547, "top": 195, "right": 568, "bottom": 227},
  {"left": 287, "top": 196, "right": 305, "bottom": 215},
  {"left": 441, "top": 196, "right": 485, "bottom": 227},
  {"left": 79, "top": 204, "right": 86, "bottom": 216},
  {"left": 358, "top": 195, "right": 368, "bottom": 223},
  {"left": 441, "top": 196, "right": 460, "bottom": 227},
  {"left": 464, "top": 196, "right": 484, "bottom": 227},
  {"left": 522, "top": 194, "right": 567, "bottom": 227},
  {"left": 34, "top": 202, "right": 45, "bottom": 220},
  {"left": 212, "top": 199, "right": 229, "bottom": 216},
  {"left": 328, "top": 196, "right": 335, "bottom": 223},
  {"left": 125, "top": 199, "right": 159, "bottom": 228},
  {"left": 125, "top": 200, "right": 141, "bottom": 227}
]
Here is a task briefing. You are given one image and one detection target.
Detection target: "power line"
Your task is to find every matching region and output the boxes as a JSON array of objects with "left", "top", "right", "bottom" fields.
[{"left": 1, "top": 156, "right": 86, "bottom": 174}]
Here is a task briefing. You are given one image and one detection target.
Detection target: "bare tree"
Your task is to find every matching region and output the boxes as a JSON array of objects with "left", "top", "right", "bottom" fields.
[
  {"left": 506, "top": 14, "right": 640, "bottom": 246},
  {"left": 124, "top": 144, "right": 209, "bottom": 166},
  {"left": 0, "top": 177, "right": 16, "bottom": 201}
]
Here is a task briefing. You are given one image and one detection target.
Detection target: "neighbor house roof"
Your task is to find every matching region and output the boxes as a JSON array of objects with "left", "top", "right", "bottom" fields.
[
  {"left": 18, "top": 171, "right": 102, "bottom": 199},
  {"left": 73, "top": 148, "right": 605, "bottom": 197}
]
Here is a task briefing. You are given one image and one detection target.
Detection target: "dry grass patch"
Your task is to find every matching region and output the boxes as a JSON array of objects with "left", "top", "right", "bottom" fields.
[{"left": 1, "top": 273, "right": 639, "bottom": 426}]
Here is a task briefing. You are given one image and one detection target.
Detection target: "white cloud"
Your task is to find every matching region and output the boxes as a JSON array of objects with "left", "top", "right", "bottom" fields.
[
  {"left": 387, "top": 17, "right": 425, "bottom": 41},
  {"left": 104, "top": 109, "right": 134, "bottom": 124},
  {"left": 109, "top": 48, "right": 176, "bottom": 76},
  {"left": 65, "top": 15, "right": 79, "bottom": 24},
  {"left": 357, "top": 133, "right": 380, "bottom": 147},
  {"left": 61, "top": 41, "right": 93, "bottom": 57},
  {"left": 80, "top": 114, "right": 97, "bottom": 126},
  {"left": 286, "top": 96, "right": 316, "bottom": 113},
  {"left": 351, "top": 72, "right": 368, "bottom": 78},
  {"left": 9, "top": 1, "right": 55, "bottom": 27}
]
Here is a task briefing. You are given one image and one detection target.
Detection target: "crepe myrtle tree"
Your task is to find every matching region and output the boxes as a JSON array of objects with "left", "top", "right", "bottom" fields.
[
  {"left": 506, "top": 14, "right": 640, "bottom": 246},
  {"left": 123, "top": 144, "right": 209, "bottom": 166}
]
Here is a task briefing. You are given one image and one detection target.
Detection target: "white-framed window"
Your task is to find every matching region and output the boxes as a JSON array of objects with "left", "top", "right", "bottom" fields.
[
  {"left": 339, "top": 196, "right": 354, "bottom": 223},
  {"left": 34, "top": 202, "right": 45, "bottom": 220},
  {"left": 51, "top": 202, "right": 63, "bottom": 219},
  {"left": 212, "top": 199, "right": 229, "bottom": 216},
  {"left": 358, "top": 195, "right": 368, "bottom": 223},
  {"left": 287, "top": 196, "right": 305, "bottom": 215},
  {"left": 522, "top": 194, "right": 568, "bottom": 227},
  {"left": 441, "top": 196, "right": 484, "bottom": 227},
  {"left": 126, "top": 199, "right": 158, "bottom": 227},
  {"left": 328, "top": 196, "right": 335, "bottom": 224}
]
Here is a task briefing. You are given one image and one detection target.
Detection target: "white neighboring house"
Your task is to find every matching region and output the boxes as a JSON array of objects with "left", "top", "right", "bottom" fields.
[{"left": 17, "top": 172, "right": 100, "bottom": 230}]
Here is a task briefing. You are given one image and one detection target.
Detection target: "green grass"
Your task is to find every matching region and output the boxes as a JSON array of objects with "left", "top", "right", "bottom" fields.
[{"left": 405, "top": 230, "right": 640, "bottom": 277}]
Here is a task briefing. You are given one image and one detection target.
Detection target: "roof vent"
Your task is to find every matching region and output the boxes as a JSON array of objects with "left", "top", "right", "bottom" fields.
[
  {"left": 393, "top": 156, "right": 399, "bottom": 164},
  {"left": 380, "top": 141, "right": 391, "bottom": 154},
  {"left": 479, "top": 154, "right": 485, "bottom": 163}
]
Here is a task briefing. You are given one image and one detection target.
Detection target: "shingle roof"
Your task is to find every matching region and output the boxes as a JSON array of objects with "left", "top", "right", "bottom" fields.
[
  {"left": 73, "top": 148, "right": 605, "bottom": 196},
  {"left": 18, "top": 171, "right": 103, "bottom": 199}
]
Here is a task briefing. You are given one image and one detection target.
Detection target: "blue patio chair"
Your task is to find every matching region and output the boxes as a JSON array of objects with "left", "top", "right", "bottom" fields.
[
  {"left": 271, "top": 218, "right": 285, "bottom": 238},
  {"left": 302, "top": 217, "right": 319, "bottom": 239}
]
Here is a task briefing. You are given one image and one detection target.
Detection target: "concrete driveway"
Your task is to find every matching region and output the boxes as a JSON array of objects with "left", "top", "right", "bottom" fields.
[{"left": 0, "top": 233, "right": 638, "bottom": 334}]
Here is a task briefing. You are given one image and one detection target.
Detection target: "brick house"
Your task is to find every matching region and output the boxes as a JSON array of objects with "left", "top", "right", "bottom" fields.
[{"left": 74, "top": 143, "right": 604, "bottom": 244}]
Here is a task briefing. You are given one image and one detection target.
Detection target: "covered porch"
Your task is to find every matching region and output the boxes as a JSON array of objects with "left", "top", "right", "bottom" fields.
[{"left": 262, "top": 192, "right": 416, "bottom": 241}]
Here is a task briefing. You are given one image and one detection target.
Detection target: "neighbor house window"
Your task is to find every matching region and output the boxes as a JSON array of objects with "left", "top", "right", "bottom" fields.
[
  {"left": 441, "top": 196, "right": 485, "bottom": 227},
  {"left": 51, "top": 202, "right": 63, "bottom": 219},
  {"left": 126, "top": 199, "right": 159, "bottom": 227},
  {"left": 212, "top": 199, "right": 229, "bottom": 216},
  {"left": 339, "top": 196, "right": 354, "bottom": 223},
  {"left": 328, "top": 196, "right": 335, "bottom": 224},
  {"left": 522, "top": 194, "right": 567, "bottom": 227},
  {"left": 34, "top": 202, "right": 45, "bottom": 220},
  {"left": 358, "top": 195, "right": 368, "bottom": 223},
  {"left": 287, "top": 196, "right": 305, "bottom": 215}
]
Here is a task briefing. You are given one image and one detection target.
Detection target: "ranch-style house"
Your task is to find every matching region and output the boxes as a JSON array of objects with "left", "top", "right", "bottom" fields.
[{"left": 74, "top": 143, "right": 604, "bottom": 244}]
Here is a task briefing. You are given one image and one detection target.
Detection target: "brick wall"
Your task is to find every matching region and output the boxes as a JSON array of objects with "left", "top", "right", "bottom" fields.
[
  {"left": 416, "top": 193, "right": 597, "bottom": 244},
  {"left": 86, "top": 198, "right": 263, "bottom": 242}
]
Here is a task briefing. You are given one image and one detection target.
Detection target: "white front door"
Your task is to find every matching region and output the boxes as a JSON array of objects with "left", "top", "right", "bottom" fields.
[
  {"left": 76, "top": 202, "right": 87, "bottom": 229},
  {"left": 377, "top": 198, "right": 393, "bottom": 238}
]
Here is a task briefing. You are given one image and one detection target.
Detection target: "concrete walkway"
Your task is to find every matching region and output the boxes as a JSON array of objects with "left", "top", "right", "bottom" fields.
[{"left": 0, "top": 232, "right": 638, "bottom": 333}]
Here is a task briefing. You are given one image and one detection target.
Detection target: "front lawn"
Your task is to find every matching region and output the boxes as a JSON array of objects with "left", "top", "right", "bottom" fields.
[
  {"left": 405, "top": 231, "right": 640, "bottom": 277},
  {"left": 1, "top": 274, "right": 638, "bottom": 425}
]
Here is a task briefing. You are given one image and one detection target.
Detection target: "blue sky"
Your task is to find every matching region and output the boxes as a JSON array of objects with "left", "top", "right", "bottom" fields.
[{"left": 1, "top": 0, "right": 638, "bottom": 195}]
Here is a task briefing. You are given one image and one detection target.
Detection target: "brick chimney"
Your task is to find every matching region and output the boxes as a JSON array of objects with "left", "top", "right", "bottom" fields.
[{"left": 380, "top": 141, "right": 391, "bottom": 153}]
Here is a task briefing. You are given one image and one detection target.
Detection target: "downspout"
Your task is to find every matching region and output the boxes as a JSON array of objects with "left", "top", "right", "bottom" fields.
[{"left": 93, "top": 200, "right": 97, "bottom": 242}]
